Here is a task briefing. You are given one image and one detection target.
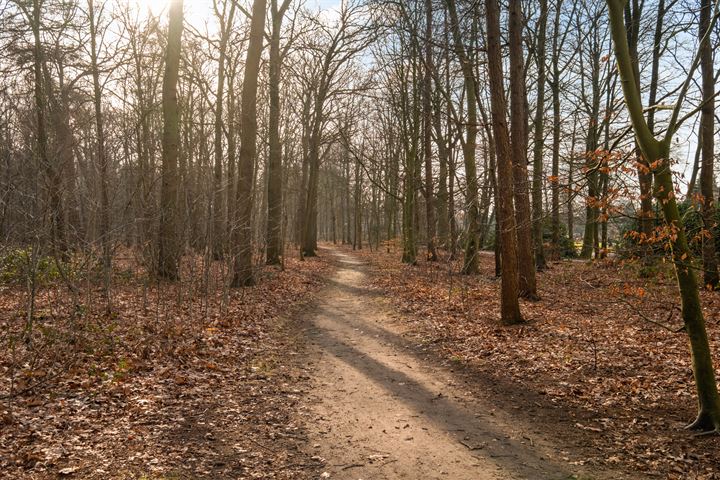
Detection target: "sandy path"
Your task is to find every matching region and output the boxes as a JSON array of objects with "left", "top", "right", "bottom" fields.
[{"left": 302, "top": 249, "right": 623, "bottom": 480}]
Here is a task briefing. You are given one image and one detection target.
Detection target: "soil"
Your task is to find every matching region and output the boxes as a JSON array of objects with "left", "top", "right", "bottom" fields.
[{"left": 301, "top": 247, "right": 637, "bottom": 480}]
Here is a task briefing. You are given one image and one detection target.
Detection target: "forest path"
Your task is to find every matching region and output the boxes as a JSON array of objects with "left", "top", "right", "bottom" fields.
[{"left": 302, "top": 247, "right": 608, "bottom": 480}]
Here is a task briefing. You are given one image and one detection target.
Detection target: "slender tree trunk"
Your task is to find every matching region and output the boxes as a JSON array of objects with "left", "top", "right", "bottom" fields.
[
  {"left": 446, "top": 0, "right": 480, "bottom": 275},
  {"left": 580, "top": 26, "right": 601, "bottom": 260},
  {"left": 688, "top": 131, "right": 702, "bottom": 198},
  {"left": 211, "top": 1, "right": 235, "bottom": 260},
  {"left": 434, "top": 101, "right": 449, "bottom": 249},
  {"left": 531, "top": 0, "right": 548, "bottom": 271},
  {"left": 549, "top": 0, "right": 563, "bottom": 258},
  {"left": 345, "top": 151, "right": 352, "bottom": 244},
  {"left": 607, "top": 0, "right": 720, "bottom": 432},
  {"left": 88, "top": 0, "right": 112, "bottom": 304},
  {"left": 30, "top": 1, "right": 65, "bottom": 258},
  {"left": 699, "top": 0, "right": 719, "bottom": 288},
  {"left": 354, "top": 158, "right": 362, "bottom": 250},
  {"left": 226, "top": 61, "right": 238, "bottom": 242},
  {"left": 423, "top": 0, "right": 437, "bottom": 261}
]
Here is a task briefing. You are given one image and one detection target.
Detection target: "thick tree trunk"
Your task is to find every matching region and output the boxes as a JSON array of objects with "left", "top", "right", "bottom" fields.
[
  {"left": 301, "top": 127, "right": 321, "bottom": 257},
  {"left": 157, "top": 0, "right": 183, "bottom": 280},
  {"left": 486, "top": 0, "right": 523, "bottom": 324},
  {"left": 266, "top": 0, "right": 291, "bottom": 265},
  {"left": 509, "top": 0, "right": 538, "bottom": 298},
  {"left": 232, "top": 0, "right": 266, "bottom": 286}
]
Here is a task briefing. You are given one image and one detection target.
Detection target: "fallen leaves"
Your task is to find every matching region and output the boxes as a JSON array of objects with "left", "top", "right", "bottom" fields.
[{"left": 0, "top": 251, "right": 332, "bottom": 479}]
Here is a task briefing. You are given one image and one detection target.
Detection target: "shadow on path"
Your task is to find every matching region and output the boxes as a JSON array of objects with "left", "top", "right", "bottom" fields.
[{"left": 303, "top": 248, "right": 609, "bottom": 480}]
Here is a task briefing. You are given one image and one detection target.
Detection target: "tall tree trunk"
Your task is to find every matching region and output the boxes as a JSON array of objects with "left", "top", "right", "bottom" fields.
[
  {"left": 157, "top": 0, "right": 183, "bottom": 280},
  {"left": 699, "top": 0, "right": 719, "bottom": 288},
  {"left": 531, "top": 0, "right": 548, "bottom": 271},
  {"left": 567, "top": 122, "right": 576, "bottom": 248},
  {"left": 549, "top": 0, "right": 563, "bottom": 258},
  {"left": 266, "top": 0, "right": 291, "bottom": 265},
  {"left": 423, "top": 0, "right": 437, "bottom": 261},
  {"left": 509, "top": 0, "right": 538, "bottom": 298},
  {"left": 434, "top": 99, "right": 449, "bottom": 249},
  {"left": 345, "top": 151, "right": 352, "bottom": 244},
  {"left": 302, "top": 126, "right": 321, "bottom": 257},
  {"left": 625, "top": 0, "right": 654, "bottom": 250},
  {"left": 446, "top": 0, "right": 480, "bottom": 275},
  {"left": 354, "top": 158, "right": 363, "bottom": 250},
  {"left": 29, "top": 1, "right": 66, "bottom": 258},
  {"left": 607, "top": 0, "right": 720, "bottom": 432},
  {"left": 688, "top": 134, "right": 702, "bottom": 198},
  {"left": 232, "top": 0, "right": 266, "bottom": 286},
  {"left": 486, "top": 0, "right": 524, "bottom": 324},
  {"left": 226, "top": 60, "right": 238, "bottom": 242},
  {"left": 580, "top": 21, "right": 601, "bottom": 260},
  {"left": 296, "top": 93, "right": 311, "bottom": 246},
  {"left": 212, "top": 1, "right": 235, "bottom": 260},
  {"left": 88, "top": 0, "right": 112, "bottom": 304}
]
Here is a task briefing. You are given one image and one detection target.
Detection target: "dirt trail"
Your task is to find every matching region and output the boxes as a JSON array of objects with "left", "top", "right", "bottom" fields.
[{"left": 302, "top": 248, "right": 629, "bottom": 480}]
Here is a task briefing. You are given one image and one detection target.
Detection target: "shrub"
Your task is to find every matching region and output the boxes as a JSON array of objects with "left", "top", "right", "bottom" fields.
[{"left": 0, "top": 247, "right": 62, "bottom": 285}]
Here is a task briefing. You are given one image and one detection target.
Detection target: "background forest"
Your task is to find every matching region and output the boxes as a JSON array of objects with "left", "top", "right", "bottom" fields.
[{"left": 2, "top": 0, "right": 720, "bottom": 478}]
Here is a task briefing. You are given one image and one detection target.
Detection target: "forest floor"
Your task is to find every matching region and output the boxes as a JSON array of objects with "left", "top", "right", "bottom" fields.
[
  {"left": 0, "top": 253, "right": 333, "bottom": 479},
  {"left": 3, "top": 244, "right": 720, "bottom": 479}
]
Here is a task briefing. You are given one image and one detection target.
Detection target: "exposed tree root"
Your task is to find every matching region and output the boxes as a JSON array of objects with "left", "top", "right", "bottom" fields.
[{"left": 685, "top": 411, "right": 720, "bottom": 435}]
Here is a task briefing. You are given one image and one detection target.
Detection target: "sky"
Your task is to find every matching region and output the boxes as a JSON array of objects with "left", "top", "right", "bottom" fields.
[{"left": 129, "top": 0, "right": 341, "bottom": 24}]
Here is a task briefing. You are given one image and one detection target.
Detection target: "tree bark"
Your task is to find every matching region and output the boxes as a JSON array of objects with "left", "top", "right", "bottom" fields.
[
  {"left": 88, "top": 0, "right": 112, "bottom": 304},
  {"left": 266, "top": 0, "right": 291, "bottom": 265},
  {"left": 211, "top": 0, "right": 235, "bottom": 260},
  {"left": 531, "top": 0, "right": 548, "bottom": 271},
  {"left": 423, "top": 0, "right": 437, "bottom": 261},
  {"left": 509, "top": 0, "right": 538, "bottom": 299},
  {"left": 157, "top": 0, "right": 183, "bottom": 280},
  {"left": 446, "top": 0, "right": 480, "bottom": 275},
  {"left": 699, "top": 0, "right": 719, "bottom": 287},
  {"left": 232, "top": 0, "right": 266, "bottom": 286},
  {"left": 486, "top": 0, "right": 524, "bottom": 324},
  {"left": 549, "top": 0, "right": 563, "bottom": 258}
]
